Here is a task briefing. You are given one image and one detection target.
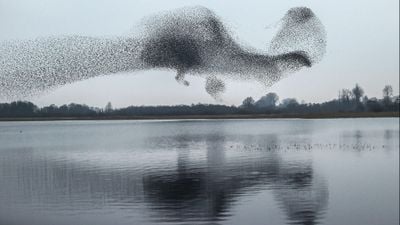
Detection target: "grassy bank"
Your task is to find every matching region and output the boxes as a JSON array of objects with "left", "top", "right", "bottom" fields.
[{"left": 0, "top": 111, "right": 398, "bottom": 121}]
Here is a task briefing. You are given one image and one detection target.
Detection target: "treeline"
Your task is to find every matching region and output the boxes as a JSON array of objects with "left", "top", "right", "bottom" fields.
[
  {"left": 0, "top": 84, "right": 398, "bottom": 118},
  {"left": 238, "top": 84, "right": 399, "bottom": 114}
]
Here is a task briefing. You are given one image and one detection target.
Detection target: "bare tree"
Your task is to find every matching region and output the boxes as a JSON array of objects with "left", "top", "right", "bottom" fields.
[
  {"left": 352, "top": 84, "right": 364, "bottom": 103},
  {"left": 339, "top": 89, "right": 353, "bottom": 102},
  {"left": 383, "top": 85, "right": 393, "bottom": 99}
]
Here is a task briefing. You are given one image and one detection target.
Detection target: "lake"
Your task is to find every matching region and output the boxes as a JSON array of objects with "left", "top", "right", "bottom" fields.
[{"left": 0, "top": 118, "right": 398, "bottom": 225}]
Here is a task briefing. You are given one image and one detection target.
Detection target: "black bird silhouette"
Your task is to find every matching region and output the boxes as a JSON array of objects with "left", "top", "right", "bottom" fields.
[{"left": 0, "top": 6, "right": 326, "bottom": 99}]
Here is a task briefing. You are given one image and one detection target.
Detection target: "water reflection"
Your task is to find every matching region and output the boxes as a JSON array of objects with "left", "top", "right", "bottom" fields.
[
  {"left": 0, "top": 121, "right": 329, "bottom": 225},
  {"left": 142, "top": 133, "right": 328, "bottom": 225},
  {"left": 4, "top": 117, "right": 398, "bottom": 225},
  {"left": 1, "top": 118, "right": 397, "bottom": 225}
]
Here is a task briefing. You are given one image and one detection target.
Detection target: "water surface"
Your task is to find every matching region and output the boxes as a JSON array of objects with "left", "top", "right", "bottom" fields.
[{"left": 0, "top": 118, "right": 398, "bottom": 225}]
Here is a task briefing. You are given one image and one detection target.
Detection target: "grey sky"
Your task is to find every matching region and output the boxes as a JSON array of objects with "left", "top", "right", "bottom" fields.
[{"left": 0, "top": 0, "right": 398, "bottom": 107}]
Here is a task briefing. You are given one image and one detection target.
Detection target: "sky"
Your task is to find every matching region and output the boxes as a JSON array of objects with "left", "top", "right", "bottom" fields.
[{"left": 0, "top": 0, "right": 398, "bottom": 107}]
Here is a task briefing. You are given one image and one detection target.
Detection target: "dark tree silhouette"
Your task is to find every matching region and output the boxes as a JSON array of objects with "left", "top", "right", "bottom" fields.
[
  {"left": 280, "top": 98, "right": 299, "bottom": 108},
  {"left": 352, "top": 84, "right": 364, "bottom": 103},
  {"left": 339, "top": 89, "right": 353, "bottom": 103},
  {"left": 240, "top": 97, "right": 255, "bottom": 108},
  {"left": 383, "top": 85, "right": 393, "bottom": 99},
  {"left": 255, "top": 93, "right": 279, "bottom": 108},
  {"left": 0, "top": 84, "right": 398, "bottom": 118},
  {"left": 382, "top": 85, "right": 393, "bottom": 106}
]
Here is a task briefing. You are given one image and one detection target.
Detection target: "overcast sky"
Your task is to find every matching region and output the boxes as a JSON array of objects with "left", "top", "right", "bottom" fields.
[{"left": 0, "top": 0, "right": 398, "bottom": 107}]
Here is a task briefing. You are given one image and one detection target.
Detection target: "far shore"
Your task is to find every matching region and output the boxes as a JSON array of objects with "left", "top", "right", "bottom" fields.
[{"left": 0, "top": 111, "right": 398, "bottom": 122}]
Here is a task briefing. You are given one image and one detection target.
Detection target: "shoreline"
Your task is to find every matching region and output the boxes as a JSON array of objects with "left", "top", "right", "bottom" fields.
[{"left": 0, "top": 111, "right": 398, "bottom": 121}]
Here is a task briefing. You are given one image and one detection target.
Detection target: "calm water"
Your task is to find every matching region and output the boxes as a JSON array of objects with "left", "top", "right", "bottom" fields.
[{"left": 0, "top": 118, "right": 398, "bottom": 225}]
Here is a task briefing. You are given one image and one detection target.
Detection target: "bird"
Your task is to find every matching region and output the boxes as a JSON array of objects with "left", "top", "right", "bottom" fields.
[{"left": 0, "top": 6, "right": 326, "bottom": 100}]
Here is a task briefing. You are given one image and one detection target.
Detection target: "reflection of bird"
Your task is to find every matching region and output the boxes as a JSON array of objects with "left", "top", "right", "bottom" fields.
[
  {"left": 141, "top": 133, "right": 329, "bottom": 225},
  {"left": 272, "top": 165, "right": 329, "bottom": 225},
  {"left": 0, "top": 126, "right": 330, "bottom": 225},
  {"left": 0, "top": 6, "right": 326, "bottom": 100}
]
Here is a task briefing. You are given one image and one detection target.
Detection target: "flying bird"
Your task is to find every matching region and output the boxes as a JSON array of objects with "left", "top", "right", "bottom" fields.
[{"left": 0, "top": 6, "right": 326, "bottom": 100}]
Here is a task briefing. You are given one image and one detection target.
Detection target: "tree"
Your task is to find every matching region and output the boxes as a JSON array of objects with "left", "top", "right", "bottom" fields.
[
  {"left": 281, "top": 98, "right": 299, "bottom": 108},
  {"left": 339, "top": 89, "right": 353, "bottom": 102},
  {"left": 352, "top": 84, "right": 364, "bottom": 103},
  {"left": 105, "top": 102, "right": 113, "bottom": 113},
  {"left": 362, "top": 96, "right": 369, "bottom": 105},
  {"left": 255, "top": 93, "right": 279, "bottom": 108},
  {"left": 383, "top": 85, "right": 393, "bottom": 98},
  {"left": 366, "top": 98, "right": 383, "bottom": 112},
  {"left": 241, "top": 97, "right": 255, "bottom": 108},
  {"left": 382, "top": 85, "right": 393, "bottom": 105}
]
